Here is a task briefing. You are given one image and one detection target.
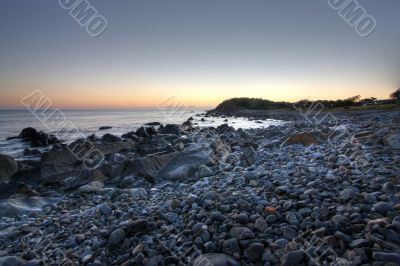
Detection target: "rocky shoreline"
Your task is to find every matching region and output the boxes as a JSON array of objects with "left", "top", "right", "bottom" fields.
[{"left": 0, "top": 109, "right": 400, "bottom": 265}]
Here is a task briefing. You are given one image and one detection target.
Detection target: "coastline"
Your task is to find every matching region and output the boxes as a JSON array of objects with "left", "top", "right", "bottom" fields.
[{"left": 0, "top": 109, "right": 399, "bottom": 265}]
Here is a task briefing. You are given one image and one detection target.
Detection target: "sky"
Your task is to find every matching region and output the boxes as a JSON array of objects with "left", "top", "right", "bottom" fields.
[{"left": 0, "top": 0, "right": 399, "bottom": 108}]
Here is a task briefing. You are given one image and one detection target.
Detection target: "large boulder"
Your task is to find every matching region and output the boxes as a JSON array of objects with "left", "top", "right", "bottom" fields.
[
  {"left": 135, "top": 126, "right": 157, "bottom": 137},
  {"left": 159, "top": 124, "right": 184, "bottom": 136},
  {"left": 19, "top": 127, "right": 60, "bottom": 147},
  {"left": 122, "top": 152, "right": 178, "bottom": 180},
  {"left": 123, "top": 137, "right": 230, "bottom": 182},
  {"left": 0, "top": 154, "right": 18, "bottom": 184},
  {"left": 157, "top": 150, "right": 214, "bottom": 181},
  {"left": 39, "top": 141, "right": 135, "bottom": 179},
  {"left": 0, "top": 196, "right": 61, "bottom": 217}
]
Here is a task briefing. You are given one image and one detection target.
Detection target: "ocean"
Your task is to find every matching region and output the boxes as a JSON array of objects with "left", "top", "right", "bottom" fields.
[{"left": 0, "top": 109, "right": 285, "bottom": 158}]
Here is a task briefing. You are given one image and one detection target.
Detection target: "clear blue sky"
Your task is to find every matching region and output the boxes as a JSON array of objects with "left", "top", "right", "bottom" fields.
[{"left": 0, "top": 0, "right": 399, "bottom": 108}]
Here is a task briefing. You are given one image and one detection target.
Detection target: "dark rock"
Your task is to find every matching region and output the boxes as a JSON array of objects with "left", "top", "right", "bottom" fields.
[
  {"left": 372, "top": 252, "right": 400, "bottom": 263},
  {"left": 237, "top": 213, "right": 249, "bottom": 224},
  {"left": 244, "top": 243, "right": 264, "bottom": 260},
  {"left": 0, "top": 154, "right": 18, "bottom": 183},
  {"left": 159, "top": 124, "right": 184, "bottom": 136},
  {"left": 125, "top": 219, "right": 148, "bottom": 235},
  {"left": 87, "top": 134, "right": 100, "bottom": 142},
  {"left": 99, "top": 126, "right": 112, "bottom": 130},
  {"left": 23, "top": 148, "right": 42, "bottom": 156},
  {"left": 145, "top": 122, "right": 161, "bottom": 126},
  {"left": 374, "top": 202, "right": 393, "bottom": 214},
  {"left": 101, "top": 134, "right": 122, "bottom": 143},
  {"left": 135, "top": 127, "right": 157, "bottom": 137},
  {"left": 280, "top": 250, "right": 305, "bottom": 266},
  {"left": 240, "top": 146, "right": 257, "bottom": 166},
  {"left": 109, "top": 228, "right": 126, "bottom": 246},
  {"left": 19, "top": 127, "right": 60, "bottom": 147}
]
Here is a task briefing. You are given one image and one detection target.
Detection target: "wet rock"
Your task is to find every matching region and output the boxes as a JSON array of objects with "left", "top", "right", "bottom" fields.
[{"left": 19, "top": 127, "right": 60, "bottom": 147}]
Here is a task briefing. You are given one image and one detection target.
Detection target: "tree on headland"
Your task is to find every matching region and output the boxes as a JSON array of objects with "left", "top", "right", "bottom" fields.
[
  {"left": 390, "top": 89, "right": 400, "bottom": 103},
  {"left": 359, "top": 97, "right": 376, "bottom": 105}
]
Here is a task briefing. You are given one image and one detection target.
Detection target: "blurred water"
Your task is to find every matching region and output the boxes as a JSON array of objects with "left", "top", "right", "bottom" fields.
[{"left": 0, "top": 109, "right": 285, "bottom": 158}]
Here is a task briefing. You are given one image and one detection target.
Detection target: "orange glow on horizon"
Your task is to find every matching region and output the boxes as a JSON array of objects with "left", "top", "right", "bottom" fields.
[{"left": 0, "top": 84, "right": 396, "bottom": 109}]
